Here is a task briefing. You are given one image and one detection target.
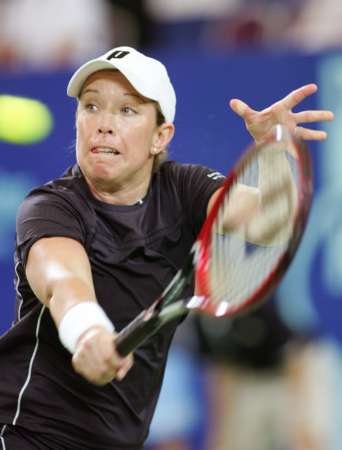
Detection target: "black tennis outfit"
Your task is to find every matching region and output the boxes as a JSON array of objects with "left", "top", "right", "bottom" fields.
[{"left": 0, "top": 161, "right": 224, "bottom": 450}]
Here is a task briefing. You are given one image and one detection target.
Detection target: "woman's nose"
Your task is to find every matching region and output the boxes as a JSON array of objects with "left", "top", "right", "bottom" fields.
[
  {"left": 97, "top": 113, "right": 114, "bottom": 134},
  {"left": 98, "top": 124, "right": 113, "bottom": 135}
]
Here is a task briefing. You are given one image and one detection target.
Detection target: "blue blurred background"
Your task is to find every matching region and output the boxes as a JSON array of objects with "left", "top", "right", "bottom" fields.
[{"left": 1, "top": 1, "right": 342, "bottom": 449}]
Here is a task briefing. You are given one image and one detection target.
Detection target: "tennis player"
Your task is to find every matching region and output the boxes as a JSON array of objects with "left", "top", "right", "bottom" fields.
[{"left": 0, "top": 46, "right": 333, "bottom": 449}]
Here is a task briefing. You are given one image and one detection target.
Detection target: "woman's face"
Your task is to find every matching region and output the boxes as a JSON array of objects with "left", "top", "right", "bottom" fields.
[{"left": 76, "top": 70, "right": 171, "bottom": 192}]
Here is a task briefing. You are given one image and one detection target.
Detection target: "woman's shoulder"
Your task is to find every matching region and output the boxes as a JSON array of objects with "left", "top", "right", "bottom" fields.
[{"left": 20, "top": 164, "right": 94, "bottom": 216}]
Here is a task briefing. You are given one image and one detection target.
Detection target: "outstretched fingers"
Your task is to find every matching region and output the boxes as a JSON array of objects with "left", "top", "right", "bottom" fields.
[
  {"left": 293, "top": 110, "right": 334, "bottom": 124},
  {"left": 229, "top": 98, "right": 255, "bottom": 120},
  {"left": 229, "top": 84, "right": 334, "bottom": 143},
  {"left": 293, "top": 109, "right": 334, "bottom": 141},
  {"left": 295, "top": 126, "right": 328, "bottom": 141},
  {"left": 281, "top": 84, "right": 318, "bottom": 111}
]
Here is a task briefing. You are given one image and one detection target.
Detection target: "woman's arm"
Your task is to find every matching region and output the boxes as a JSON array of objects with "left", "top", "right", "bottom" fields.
[
  {"left": 207, "top": 83, "right": 334, "bottom": 240},
  {"left": 26, "top": 236, "right": 133, "bottom": 385}
]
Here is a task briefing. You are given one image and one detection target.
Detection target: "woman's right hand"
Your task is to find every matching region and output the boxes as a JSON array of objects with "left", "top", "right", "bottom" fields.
[{"left": 72, "top": 326, "right": 134, "bottom": 385}]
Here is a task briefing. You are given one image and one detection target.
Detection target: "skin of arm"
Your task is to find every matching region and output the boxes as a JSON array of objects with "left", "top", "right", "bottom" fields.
[
  {"left": 252, "top": 145, "right": 297, "bottom": 245},
  {"left": 207, "top": 183, "right": 260, "bottom": 231},
  {"left": 207, "top": 186, "right": 296, "bottom": 245},
  {"left": 207, "top": 150, "right": 296, "bottom": 246},
  {"left": 25, "top": 236, "right": 133, "bottom": 385}
]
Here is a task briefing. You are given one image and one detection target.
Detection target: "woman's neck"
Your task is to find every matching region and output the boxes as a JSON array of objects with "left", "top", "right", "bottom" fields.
[{"left": 85, "top": 175, "right": 151, "bottom": 206}]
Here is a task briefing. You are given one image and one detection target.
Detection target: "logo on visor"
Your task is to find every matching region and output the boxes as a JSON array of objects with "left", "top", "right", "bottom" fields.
[{"left": 107, "top": 50, "right": 130, "bottom": 60}]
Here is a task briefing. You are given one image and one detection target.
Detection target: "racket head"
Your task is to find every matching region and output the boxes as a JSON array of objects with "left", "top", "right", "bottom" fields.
[{"left": 193, "top": 125, "right": 313, "bottom": 317}]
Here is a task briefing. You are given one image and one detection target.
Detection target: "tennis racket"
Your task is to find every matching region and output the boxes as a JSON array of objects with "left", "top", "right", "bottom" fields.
[{"left": 115, "top": 125, "right": 313, "bottom": 356}]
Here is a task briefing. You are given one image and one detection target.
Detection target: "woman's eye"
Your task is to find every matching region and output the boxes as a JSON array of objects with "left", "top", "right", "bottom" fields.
[
  {"left": 121, "top": 106, "right": 137, "bottom": 115},
  {"left": 85, "top": 103, "right": 98, "bottom": 112}
]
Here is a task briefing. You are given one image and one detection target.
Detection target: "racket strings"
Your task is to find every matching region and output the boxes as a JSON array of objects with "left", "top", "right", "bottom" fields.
[{"left": 208, "top": 142, "right": 299, "bottom": 314}]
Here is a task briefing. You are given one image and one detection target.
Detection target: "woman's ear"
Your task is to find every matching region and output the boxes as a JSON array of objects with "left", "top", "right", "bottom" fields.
[{"left": 151, "top": 123, "right": 175, "bottom": 155}]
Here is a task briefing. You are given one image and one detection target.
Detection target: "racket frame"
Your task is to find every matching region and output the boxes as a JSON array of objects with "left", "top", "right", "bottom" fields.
[{"left": 195, "top": 134, "right": 313, "bottom": 316}]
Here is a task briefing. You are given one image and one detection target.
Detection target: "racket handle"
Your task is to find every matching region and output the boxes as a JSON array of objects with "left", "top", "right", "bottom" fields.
[{"left": 115, "top": 307, "right": 160, "bottom": 356}]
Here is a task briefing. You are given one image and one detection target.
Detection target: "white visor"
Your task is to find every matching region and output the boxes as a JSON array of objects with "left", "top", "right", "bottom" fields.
[{"left": 67, "top": 46, "right": 176, "bottom": 123}]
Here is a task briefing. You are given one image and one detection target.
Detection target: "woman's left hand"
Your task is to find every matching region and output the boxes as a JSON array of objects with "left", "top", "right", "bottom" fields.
[{"left": 229, "top": 83, "right": 334, "bottom": 144}]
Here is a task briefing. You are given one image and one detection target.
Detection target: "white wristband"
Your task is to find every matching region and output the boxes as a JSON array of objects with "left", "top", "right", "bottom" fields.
[{"left": 58, "top": 301, "right": 114, "bottom": 354}]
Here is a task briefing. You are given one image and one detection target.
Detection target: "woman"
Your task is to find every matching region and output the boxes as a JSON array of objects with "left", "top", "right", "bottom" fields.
[{"left": 0, "top": 46, "right": 333, "bottom": 449}]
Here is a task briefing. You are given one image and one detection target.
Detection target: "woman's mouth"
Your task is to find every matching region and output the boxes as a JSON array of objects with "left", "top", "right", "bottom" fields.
[{"left": 91, "top": 147, "right": 121, "bottom": 155}]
